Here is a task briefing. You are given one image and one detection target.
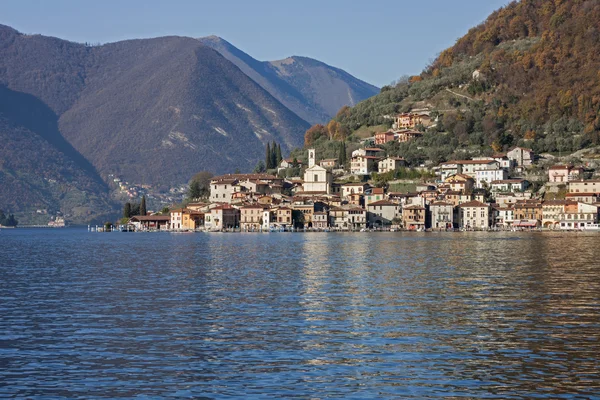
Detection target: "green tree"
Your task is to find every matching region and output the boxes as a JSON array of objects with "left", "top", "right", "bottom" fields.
[
  {"left": 140, "top": 195, "right": 147, "bottom": 216},
  {"left": 188, "top": 171, "right": 213, "bottom": 199},
  {"left": 271, "top": 141, "right": 278, "bottom": 169},
  {"left": 123, "top": 202, "right": 132, "bottom": 219},
  {"left": 254, "top": 160, "right": 266, "bottom": 173},
  {"left": 276, "top": 143, "right": 282, "bottom": 165},
  {"left": 265, "top": 143, "right": 272, "bottom": 169}
]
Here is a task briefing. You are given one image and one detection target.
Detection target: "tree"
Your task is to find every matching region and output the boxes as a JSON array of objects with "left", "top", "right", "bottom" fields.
[
  {"left": 140, "top": 195, "right": 147, "bottom": 216},
  {"left": 304, "top": 124, "right": 328, "bottom": 146},
  {"left": 188, "top": 171, "right": 213, "bottom": 199},
  {"left": 271, "top": 141, "right": 278, "bottom": 169},
  {"left": 338, "top": 141, "right": 347, "bottom": 165},
  {"left": 265, "top": 142, "right": 272, "bottom": 169},
  {"left": 276, "top": 144, "right": 282, "bottom": 165},
  {"left": 123, "top": 202, "right": 132, "bottom": 219},
  {"left": 254, "top": 160, "right": 266, "bottom": 173}
]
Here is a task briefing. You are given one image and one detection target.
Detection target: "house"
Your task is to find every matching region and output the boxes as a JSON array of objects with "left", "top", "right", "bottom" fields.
[
  {"left": 129, "top": 215, "right": 170, "bottom": 231},
  {"left": 378, "top": 157, "right": 407, "bottom": 173},
  {"left": 495, "top": 192, "right": 534, "bottom": 206},
  {"left": 348, "top": 193, "right": 364, "bottom": 207},
  {"left": 396, "top": 129, "right": 424, "bottom": 143},
  {"left": 279, "top": 158, "right": 303, "bottom": 170},
  {"left": 319, "top": 159, "right": 338, "bottom": 169},
  {"left": 402, "top": 205, "right": 426, "bottom": 230},
  {"left": 275, "top": 207, "right": 292, "bottom": 227},
  {"left": 291, "top": 203, "right": 315, "bottom": 228},
  {"left": 493, "top": 205, "right": 515, "bottom": 228},
  {"left": 542, "top": 200, "right": 569, "bottom": 229},
  {"left": 329, "top": 207, "right": 367, "bottom": 230},
  {"left": 351, "top": 155, "right": 380, "bottom": 175},
  {"left": 513, "top": 200, "right": 543, "bottom": 228},
  {"left": 303, "top": 165, "right": 332, "bottom": 194},
  {"left": 429, "top": 202, "right": 455, "bottom": 230},
  {"left": 341, "top": 183, "right": 370, "bottom": 199},
  {"left": 210, "top": 174, "right": 283, "bottom": 203},
  {"left": 569, "top": 180, "right": 600, "bottom": 194},
  {"left": 458, "top": 201, "right": 491, "bottom": 230},
  {"left": 312, "top": 211, "right": 329, "bottom": 229},
  {"left": 367, "top": 200, "right": 400, "bottom": 227},
  {"left": 240, "top": 205, "right": 265, "bottom": 231},
  {"left": 490, "top": 179, "right": 530, "bottom": 193},
  {"left": 476, "top": 169, "right": 508, "bottom": 188},
  {"left": 558, "top": 202, "right": 599, "bottom": 230},
  {"left": 439, "top": 160, "right": 500, "bottom": 180},
  {"left": 365, "top": 187, "right": 385, "bottom": 206},
  {"left": 206, "top": 204, "right": 240, "bottom": 231},
  {"left": 548, "top": 165, "right": 583, "bottom": 183},
  {"left": 507, "top": 147, "right": 535, "bottom": 167},
  {"left": 170, "top": 209, "right": 204, "bottom": 230},
  {"left": 352, "top": 147, "right": 385, "bottom": 158},
  {"left": 394, "top": 112, "right": 432, "bottom": 129},
  {"left": 375, "top": 131, "right": 396, "bottom": 145},
  {"left": 445, "top": 174, "right": 474, "bottom": 193},
  {"left": 565, "top": 192, "right": 599, "bottom": 204}
]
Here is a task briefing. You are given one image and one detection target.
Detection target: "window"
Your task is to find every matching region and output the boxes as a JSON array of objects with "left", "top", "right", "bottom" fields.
[{"left": 314, "top": 174, "right": 318, "bottom": 182}]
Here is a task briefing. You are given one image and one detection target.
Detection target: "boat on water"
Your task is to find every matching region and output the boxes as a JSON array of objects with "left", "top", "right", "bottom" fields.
[{"left": 582, "top": 224, "right": 600, "bottom": 231}]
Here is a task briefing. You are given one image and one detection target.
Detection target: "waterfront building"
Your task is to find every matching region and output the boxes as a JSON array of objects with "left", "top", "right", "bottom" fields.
[
  {"left": 312, "top": 211, "right": 329, "bottom": 229},
  {"left": 458, "top": 201, "right": 491, "bottom": 230},
  {"left": 429, "top": 201, "right": 455, "bottom": 229},
  {"left": 240, "top": 205, "right": 265, "bottom": 231},
  {"left": 402, "top": 205, "right": 426, "bottom": 230},
  {"left": 206, "top": 204, "right": 240, "bottom": 230},
  {"left": 367, "top": 200, "right": 400, "bottom": 227},
  {"left": 170, "top": 208, "right": 204, "bottom": 230}
]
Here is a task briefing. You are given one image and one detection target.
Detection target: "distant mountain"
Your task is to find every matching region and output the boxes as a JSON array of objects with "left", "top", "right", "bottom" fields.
[
  {"left": 0, "top": 25, "right": 310, "bottom": 190},
  {"left": 199, "top": 36, "right": 379, "bottom": 125},
  {"left": 0, "top": 85, "right": 115, "bottom": 223}
]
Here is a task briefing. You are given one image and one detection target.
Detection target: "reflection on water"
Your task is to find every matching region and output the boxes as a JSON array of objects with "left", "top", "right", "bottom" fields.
[{"left": 1, "top": 229, "right": 600, "bottom": 398}]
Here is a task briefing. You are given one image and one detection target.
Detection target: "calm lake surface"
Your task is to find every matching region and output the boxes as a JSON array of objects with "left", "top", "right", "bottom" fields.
[{"left": 1, "top": 229, "right": 600, "bottom": 399}]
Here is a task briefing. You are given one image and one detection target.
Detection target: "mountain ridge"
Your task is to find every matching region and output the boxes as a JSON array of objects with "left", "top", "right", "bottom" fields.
[{"left": 198, "top": 35, "right": 379, "bottom": 124}]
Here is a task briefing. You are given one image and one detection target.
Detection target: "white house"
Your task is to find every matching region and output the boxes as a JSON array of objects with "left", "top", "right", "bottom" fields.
[
  {"left": 475, "top": 168, "right": 508, "bottom": 188},
  {"left": 490, "top": 179, "right": 529, "bottom": 193},
  {"left": 378, "top": 157, "right": 407, "bottom": 173}
]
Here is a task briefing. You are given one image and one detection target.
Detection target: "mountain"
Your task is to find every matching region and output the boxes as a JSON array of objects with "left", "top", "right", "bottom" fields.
[
  {"left": 199, "top": 36, "right": 379, "bottom": 125},
  {"left": 0, "top": 85, "right": 115, "bottom": 223},
  {"left": 319, "top": 0, "right": 600, "bottom": 164},
  {"left": 0, "top": 25, "right": 310, "bottom": 190}
]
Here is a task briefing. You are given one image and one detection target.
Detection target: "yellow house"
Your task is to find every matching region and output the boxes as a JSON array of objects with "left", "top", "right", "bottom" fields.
[{"left": 170, "top": 208, "right": 205, "bottom": 230}]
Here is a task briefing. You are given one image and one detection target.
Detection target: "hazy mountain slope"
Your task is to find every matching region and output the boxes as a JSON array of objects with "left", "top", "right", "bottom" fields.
[
  {"left": 199, "top": 36, "right": 379, "bottom": 124},
  {"left": 0, "top": 85, "right": 115, "bottom": 223},
  {"left": 59, "top": 36, "right": 309, "bottom": 185},
  {"left": 0, "top": 26, "right": 310, "bottom": 188}
]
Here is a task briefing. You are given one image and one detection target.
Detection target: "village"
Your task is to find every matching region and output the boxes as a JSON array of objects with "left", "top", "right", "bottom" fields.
[{"left": 124, "top": 112, "right": 600, "bottom": 233}]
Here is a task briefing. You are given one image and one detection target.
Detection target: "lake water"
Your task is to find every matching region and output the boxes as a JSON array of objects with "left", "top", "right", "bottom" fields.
[{"left": 1, "top": 229, "right": 600, "bottom": 399}]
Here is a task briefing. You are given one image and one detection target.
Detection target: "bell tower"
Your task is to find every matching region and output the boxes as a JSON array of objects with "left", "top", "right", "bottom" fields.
[{"left": 308, "top": 149, "right": 316, "bottom": 168}]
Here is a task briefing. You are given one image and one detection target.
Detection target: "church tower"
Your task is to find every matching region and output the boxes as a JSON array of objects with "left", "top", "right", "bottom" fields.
[{"left": 308, "top": 149, "right": 316, "bottom": 168}]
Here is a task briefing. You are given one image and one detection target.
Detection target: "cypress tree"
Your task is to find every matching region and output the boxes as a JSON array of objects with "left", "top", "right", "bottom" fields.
[
  {"left": 265, "top": 143, "right": 272, "bottom": 169},
  {"left": 140, "top": 195, "right": 147, "bottom": 216},
  {"left": 276, "top": 144, "right": 282, "bottom": 165},
  {"left": 271, "top": 141, "right": 277, "bottom": 169},
  {"left": 123, "top": 202, "right": 132, "bottom": 219}
]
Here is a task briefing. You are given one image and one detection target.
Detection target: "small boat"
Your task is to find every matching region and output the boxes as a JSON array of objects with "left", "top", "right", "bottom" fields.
[{"left": 582, "top": 224, "right": 600, "bottom": 231}]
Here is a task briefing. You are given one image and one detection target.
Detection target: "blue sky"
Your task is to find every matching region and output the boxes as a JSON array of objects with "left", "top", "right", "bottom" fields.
[{"left": 1, "top": 0, "right": 509, "bottom": 87}]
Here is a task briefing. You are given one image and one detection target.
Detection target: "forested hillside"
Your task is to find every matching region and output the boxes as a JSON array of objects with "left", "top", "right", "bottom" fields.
[{"left": 304, "top": 0, "right": 600, "bottom": 164}]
